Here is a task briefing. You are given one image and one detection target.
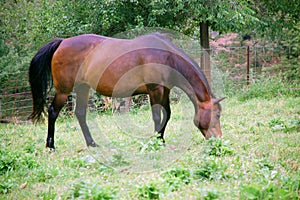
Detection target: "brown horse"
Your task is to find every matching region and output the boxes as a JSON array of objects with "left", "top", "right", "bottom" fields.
[{"left": 29, "top": 33, "right": 225, "bottom": 150}]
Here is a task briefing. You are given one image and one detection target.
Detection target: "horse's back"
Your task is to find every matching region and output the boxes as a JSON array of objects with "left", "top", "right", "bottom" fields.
[
  {"left": 51, "top": 34, "right": 107, "bottom": 93},
  {"left": 50, "top": 33, "right": 185, "bottom": 96}
]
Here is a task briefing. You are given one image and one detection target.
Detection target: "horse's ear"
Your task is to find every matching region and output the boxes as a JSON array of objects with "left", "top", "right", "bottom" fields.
[{"left": 213, "top": 97, "right": 226, "bottom": 104}]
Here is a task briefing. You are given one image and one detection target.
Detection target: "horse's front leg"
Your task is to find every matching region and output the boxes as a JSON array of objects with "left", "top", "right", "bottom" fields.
[
  {"left": 158, "top": 93, "right": 171, "bottom": 140},
  {"left": 149, "top": 86, "right": 171, "bottom": 143},
  {"left": 47, "top": 93, "right": 68, "bottom": 150}
]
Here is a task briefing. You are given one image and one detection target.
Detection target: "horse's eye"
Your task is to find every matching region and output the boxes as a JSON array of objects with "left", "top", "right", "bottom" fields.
[{"left": 216, "top": 114, "right": 220, "bottom": 118}]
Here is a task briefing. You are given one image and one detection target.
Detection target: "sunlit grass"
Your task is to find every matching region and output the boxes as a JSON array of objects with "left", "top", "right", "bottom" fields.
[{"left": 1, "top": 96, "right": 299, "bottom": 199}]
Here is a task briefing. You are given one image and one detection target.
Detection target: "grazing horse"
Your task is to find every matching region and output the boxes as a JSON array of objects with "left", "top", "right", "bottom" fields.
[{"left": 28, "top": 33, "right": 225, "bottom": 150}]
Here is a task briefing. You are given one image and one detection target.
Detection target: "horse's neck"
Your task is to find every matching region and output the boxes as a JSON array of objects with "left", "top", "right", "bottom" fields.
[{"left": 173, "top": 55, "right": 211, "bottom": 108}]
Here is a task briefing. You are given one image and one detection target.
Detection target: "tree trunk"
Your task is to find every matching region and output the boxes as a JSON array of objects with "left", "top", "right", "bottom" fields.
[{"left": 200, "top": 21, "right": 211, "bottom": 87}]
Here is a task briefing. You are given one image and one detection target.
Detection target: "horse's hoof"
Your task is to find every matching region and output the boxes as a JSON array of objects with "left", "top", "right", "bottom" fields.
[
  {"left": 156, "top": 136, "right": 165, "bottom": 144},
  {"left": 46, "top": 143, "right": 56, "bottom": 152},
  {"left": 88, "top": 141, "right": 99, "bottom": 147},
  {"left": 45, "top": 146, "right": 56, "bottom": 153}
]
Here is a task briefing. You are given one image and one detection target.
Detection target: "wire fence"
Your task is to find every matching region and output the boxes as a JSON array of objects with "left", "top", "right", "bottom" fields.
[{"left": 0, "top": 45, "right": 298, "bottom": 123}]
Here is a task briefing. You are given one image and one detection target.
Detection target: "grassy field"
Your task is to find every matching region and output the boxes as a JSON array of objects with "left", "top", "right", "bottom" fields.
[{"left": 1, "top": 94, "right": 299, "bottom": 199}]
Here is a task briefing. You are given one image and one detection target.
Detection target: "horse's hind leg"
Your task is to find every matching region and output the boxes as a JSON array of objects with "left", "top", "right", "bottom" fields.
[
  {"left": 74, "top": 84, "right": 98, "bottom": 147},
  {"left": 47, "top": 93, "right": 69, "bottom": 150}
]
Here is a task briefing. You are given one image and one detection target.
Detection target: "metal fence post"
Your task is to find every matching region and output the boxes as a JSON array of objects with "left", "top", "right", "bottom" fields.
[{"left": 247, "top": 45, "right": 250, "bottom": 85}]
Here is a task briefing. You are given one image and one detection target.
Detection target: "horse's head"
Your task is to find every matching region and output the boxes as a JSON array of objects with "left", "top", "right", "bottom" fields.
[{"left": 194, "top": 97, "right": 226, "bottom": 139}]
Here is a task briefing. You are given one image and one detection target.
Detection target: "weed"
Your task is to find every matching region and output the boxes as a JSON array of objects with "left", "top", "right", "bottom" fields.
[
  {"left": 163, "top": 168, "right": 191, "bottom": 191},
  {"left": 269, "top": 116, "right": 300, "bottom": 133},
  {"left": 255, "top": 158, "right": 274, "bottom": 171},
  {"left": 37, "top": 186, "right": 57, "bottom": 200},
  {"left": 194, "top": 157, "right": 230, "bottom": 181},
  {"left": 197, "top": 188, "right": 220, "bottom": 200},
  {"left": 240, "top": 182, "right": 299, "bottom": 200},
  {"left": 0, "top": 149, "right": 39, "bottom": 175},
  {"left": 138, "top": 134, "right": 165, "bottom": 153},
  {"left": 111, "top": 154, "right": 130, "bottom": 167},
  {"left": 66, "top": 180, "right": 116, "bottom": 199},
  {"left": 0, "top": 149, "right": 19, "bottom": 175},
  {"left": 138, "top": 182, "right": 160, "bottom": 199},
  {"left": 34, "top": 168, "right": 57, "bottom": 182},
  {"left": 0, "top": 179, "right": 14, "bottom": 194},
  {"left": 237, "top": 76, "right": 300, "bottom": 101},
  {"left": 24, "top": 142, "right": 36, "bottom": 154},
  {"left": 204, "top": 138, "right": 234, "bottom": 156},
  {"left": 69, "top": 159, "right": 92, "bottom": 169}
]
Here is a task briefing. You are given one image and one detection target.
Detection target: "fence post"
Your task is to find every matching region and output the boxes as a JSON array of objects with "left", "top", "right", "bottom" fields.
[{"left": 247, "top": 45, "right": 250, "bottom": 85}]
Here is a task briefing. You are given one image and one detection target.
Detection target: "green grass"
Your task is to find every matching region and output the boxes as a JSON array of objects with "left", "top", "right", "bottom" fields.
[{"left": 0, "top": 95, "right": 299, "bottom": 199}]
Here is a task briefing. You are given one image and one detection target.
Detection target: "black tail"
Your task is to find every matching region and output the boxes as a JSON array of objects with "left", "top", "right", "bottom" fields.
[{"left": 28, "top": 38, "right": 63, "bottom": 123}]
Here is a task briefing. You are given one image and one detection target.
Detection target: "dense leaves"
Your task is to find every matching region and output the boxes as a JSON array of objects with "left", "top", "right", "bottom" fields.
[{"left": 1, "top": 0, "right": 298, "bottom": 73}]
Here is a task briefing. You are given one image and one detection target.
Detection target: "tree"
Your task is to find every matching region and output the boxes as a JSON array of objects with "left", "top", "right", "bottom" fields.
[
  {"left": 93, "top": 0, "right": 259, "bottom": 85},
  {"left": 253, "top": 0, "right": 300, "bottom": 48},
  {"left": 171, "top": 0, "right": 259, "bottom": 85}
]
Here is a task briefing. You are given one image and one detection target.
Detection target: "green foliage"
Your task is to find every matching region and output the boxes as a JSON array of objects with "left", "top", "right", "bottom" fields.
[
  {"left": 138, "top": 182, "right": 160, "bottom": 200},
  {"left": 163, "top": 168, "right": 191, "bottom": 191},
  {"left": 0, "top": 179, "right": 13, "bottom": 194},
  {"left": 198, "top": 188, "right": 220, "bottom": 200},
  {"left": 34, "top": 168, "right": 55, "bottom": 182},
  {"left": 269, "top": 116, "right": 300, "bottom": 133},
  {"left": 138, "top": 134, "right": 165, "bottom": 152},
  {"left": 204, "top": 138, "right": 234, "bottom": 156},
  {"left": 0, "top": 96, "right": 299, "bottom": 199},
  {"left": 37, "top": 186, "right": 57, "bottom": 200},
  {"left": 67, "top": 180, "right": 116, "bottom": 200},
  {"left": 193, "top": 157, "right": 230, "bottom": 181},
  {"left": 0, "top": 149, "right": 39, "bottom": 175},
  {"left": 111, "top": 154, "right": 130, "bottom": 167},
  {"left": 0, "top": 0, "right": 264, "bottom": 73},
  {"left": 237, "top": 76, "right": 300, "bottom": 101},
  {"left": 254, "top": 0, "right": 300, "bottom": 44},
  {"left": 240, "top": 182, "right": 299, "bottom": 200}
]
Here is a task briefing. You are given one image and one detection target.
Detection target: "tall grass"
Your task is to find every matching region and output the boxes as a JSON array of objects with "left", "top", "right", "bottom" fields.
[{"left": 224, "top": 75, "right": 300, "bottom": 101}]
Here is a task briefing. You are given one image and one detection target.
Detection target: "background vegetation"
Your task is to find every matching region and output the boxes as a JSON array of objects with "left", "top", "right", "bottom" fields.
[
  {"left": 0, "top": 1, "right": 299, "bottom": 199},
  {"left": 1, "top": 0, "right": 299, "bottom": 73}
]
